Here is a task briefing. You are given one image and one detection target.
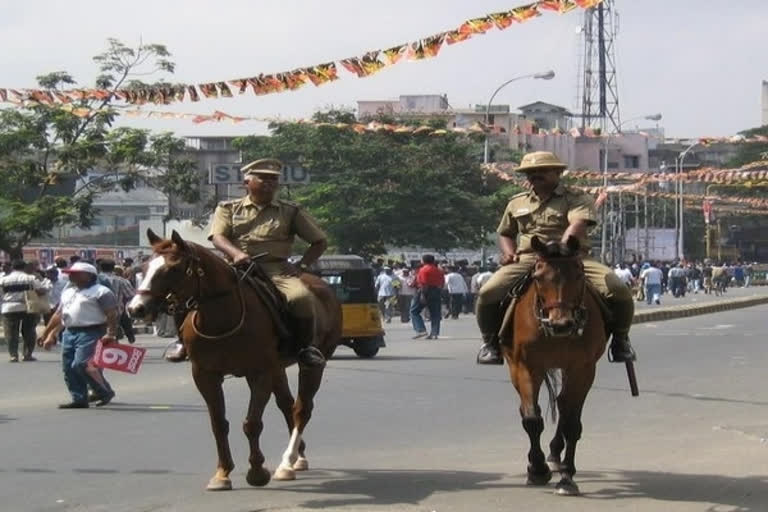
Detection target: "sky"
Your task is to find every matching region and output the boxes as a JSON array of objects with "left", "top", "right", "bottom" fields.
[{"left": 1, "top": 0, "right": 766, "bottom": 139}]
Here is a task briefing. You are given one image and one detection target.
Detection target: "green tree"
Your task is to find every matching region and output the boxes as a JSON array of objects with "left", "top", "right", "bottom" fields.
[
  {"left": 233, "top": 110, "right": 517, "bottom": 257},
  {"left": 0, "top": 39, "right": 180, "bottom": 259}
]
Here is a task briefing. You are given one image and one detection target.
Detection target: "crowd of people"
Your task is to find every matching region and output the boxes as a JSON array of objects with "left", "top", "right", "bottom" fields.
[
  {"left": 372, "top": 255, "right": 497, "bottom": 340},
  {"left": 0, "top": 255, "right": 150, "bottom": 408},
  {"left": 613, "top": 260, "right": 757, "bottom": 305}
]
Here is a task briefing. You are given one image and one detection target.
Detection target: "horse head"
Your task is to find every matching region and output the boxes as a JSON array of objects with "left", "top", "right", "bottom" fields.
[
  {"left": 530, "top": 235, "right": 586, "bottom": 337},
  {"left": 127, "top": 229, "right": 200, "bottom": 320}
]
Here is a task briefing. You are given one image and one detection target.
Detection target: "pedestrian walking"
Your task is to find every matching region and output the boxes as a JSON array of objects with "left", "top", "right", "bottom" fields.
[
  {"left": 640, "top": 262, "right": 663, "bottom": 305},
  {"left": 39, "top": 262, "right": 117, "bottom": 409},
  {"left": 397, "top": 268, "right": 416, "bottom": 323},
  {"left": 444, "top": 266, "right": 468, "bottom": 319},
  {"left": 42, "top": 265, "right": 67, "bottom": 326},
  {"left": 374, "top": 267, "right": 397, "bottom": 323},
  {"left": 1, "top": 260, "right": 48, "bottom": 362},
  {"left": 411, "top": 254, "right": 444, "bottom": 340},
  {"left": 98, "top": 260, "right": 136, "bottom": 343}
]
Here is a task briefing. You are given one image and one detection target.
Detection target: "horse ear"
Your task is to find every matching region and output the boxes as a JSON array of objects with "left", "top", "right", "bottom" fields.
[
  {"left": 170, "top": 230, "right": 188, "bottom": 252},
  {"left": 566, "top": 235, "right": 580, "bottom": 255},
  {"left": 147, "top": 229, "right": 162, "bottom": 246},
  {"left": 531, "top": 236, "right": 546, "bottom": 254}
]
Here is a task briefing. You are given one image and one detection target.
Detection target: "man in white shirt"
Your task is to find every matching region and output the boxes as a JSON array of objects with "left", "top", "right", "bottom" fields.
[
  {"left": 473, "top": 264, "right": 497, "bottom": 294},
  {"left": 614, "top": 264, "right": 634, "bottom": 287},
  {"left": 444, "top": 266, "right": 469, "bottom": 319},
  {"left": 640, "top": 262, "right": 663, "bottom": 305},
  {"left": 0, "top": 260, "right": 48, "bottom": 362},
  {"left": 40, "top": 262, "right": 118, "bottom": 409},
  {"left": 374, "top": 267, "right": 397, "bottom": 323},
  {"left": 397, "top": 268, "right": 416, "bottom": 323}
]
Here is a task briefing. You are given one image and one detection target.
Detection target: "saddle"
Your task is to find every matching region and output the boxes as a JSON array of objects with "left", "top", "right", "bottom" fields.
[
  {"left": 498, "top": 269, "right": 612, "bottom": 341},
  {"left": 235, "top": 260, "right": 295, "bottom": 351}
]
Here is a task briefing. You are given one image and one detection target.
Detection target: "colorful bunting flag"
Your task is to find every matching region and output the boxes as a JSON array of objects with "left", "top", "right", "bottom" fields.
[
  {"left": 304, "top": 62, "right": 338, "bottom": 85},
  {"left": 460, "top": 16, "right": 495, "bottom": 34},
  {"left": 340, "top": 57, "right": 367, "bottom": 77},
  {"left": 216, "top": 82, "right": 233, "bottom": 97},
  {"left": 360, "top": 52, "right": 386, "bottom": 76},
  {"left": 490, "top": 11, "right": 517, "bottom": 30},
  {"left": 445, "top": 28, "right": 474, "bottom": 45},
  {"left": 229, "top": 79, "right": 249, "bottom": 94},
  {"left": 382, "top": 45, "right": 407, "bottom": 65},
  {"left": 187, "top": 85, "right": 200, "bottom": 102},
  {"left": 511, "top": 4, "right": 541, "bottom": 21},
  {"left": 199, "top": 83, "right": 218, "bottom": 98},
  {"left": 407, "top": 33, "right": 446, "bottom": 60}
]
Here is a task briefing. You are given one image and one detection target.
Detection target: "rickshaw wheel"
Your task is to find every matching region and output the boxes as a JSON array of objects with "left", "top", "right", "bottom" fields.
[{"left": 353, "top": 337, "right": 381, "bottom": 358}]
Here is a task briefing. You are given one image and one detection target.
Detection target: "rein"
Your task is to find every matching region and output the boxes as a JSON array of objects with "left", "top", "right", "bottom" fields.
[
  {"left": 532, "top": 256, "right": 588, "bottom": 338},
  {"left": 139, "top": 247, "right": 247, "bottom": 341}
]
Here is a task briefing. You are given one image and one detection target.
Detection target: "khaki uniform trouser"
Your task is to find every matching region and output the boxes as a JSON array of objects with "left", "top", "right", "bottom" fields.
[
  {"left": 475, "top": 254, "right": 634, "bottom": 337},
  {"left": 259, "top": 262, "right": 316, "bottom": 320}
]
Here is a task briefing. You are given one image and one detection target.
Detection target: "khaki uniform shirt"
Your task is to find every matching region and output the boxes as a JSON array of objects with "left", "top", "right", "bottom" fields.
[
  {"left": 496, "top": 184, "right": 597, "bottom": 255},
  {"left": 208, "top": 196, "right": 326, "bottom": 262}
]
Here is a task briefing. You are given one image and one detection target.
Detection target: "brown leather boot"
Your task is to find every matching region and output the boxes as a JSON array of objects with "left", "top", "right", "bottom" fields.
[
  {"left": 165, "top": 342, "right": 187, "bottom": 362},
  {"left": 294, "top": 318, "right": 326, "bottom": 367}
]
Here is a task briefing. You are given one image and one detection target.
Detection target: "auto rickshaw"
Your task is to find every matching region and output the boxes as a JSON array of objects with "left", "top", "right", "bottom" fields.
[{"left": 309, "top": 255, "right": 385, "bottom": 358}]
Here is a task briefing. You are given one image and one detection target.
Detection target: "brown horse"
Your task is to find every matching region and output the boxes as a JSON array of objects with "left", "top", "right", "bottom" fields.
[
  {"left": 501, "top": 235, "right": 607, "bottom": 496},
  {"left": 127, "top": 230, "right": 342, "bottom": 491}
]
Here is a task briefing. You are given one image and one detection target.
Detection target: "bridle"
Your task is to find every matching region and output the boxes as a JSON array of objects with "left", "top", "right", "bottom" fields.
[
  {"left": 532, "top": 256, "right": 588, "bottom": 338},
  {"left": 136, "top": 247, "right": 246, "bottom": 340}
]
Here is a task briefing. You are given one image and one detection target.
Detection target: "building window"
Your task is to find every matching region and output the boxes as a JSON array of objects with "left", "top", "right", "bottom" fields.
[{"left": 623, "top": 155, "right": 640, "bottom": 169}]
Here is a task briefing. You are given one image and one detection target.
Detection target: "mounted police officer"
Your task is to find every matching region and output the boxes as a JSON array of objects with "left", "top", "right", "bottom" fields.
[
  {"left": 208, "top": 158, "right": 328, "bottom": 367},
  {"left": 476, "top": 151, "right": 636, "bottom": 365}
]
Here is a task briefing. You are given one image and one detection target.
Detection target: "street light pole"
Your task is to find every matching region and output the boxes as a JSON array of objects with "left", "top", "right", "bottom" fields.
[
  {"left": 483, "top": 70, "right": 555, "bottom": 164},
  {"left": 676, "top": 141, "right": 698, "bottom": 261}
]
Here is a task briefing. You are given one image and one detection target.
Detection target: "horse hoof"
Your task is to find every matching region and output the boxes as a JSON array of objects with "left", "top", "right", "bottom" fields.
[
  {"left": 292, "top": 457, "right": 309, "bottom": 471},
  {"left": 546, "top": 457, "right": 562, "bottom": 472},
  {"left": 273, "top": 466, "right": 296, "bottom": 481},
  {"left": 206, "top": 476, "right": 233, "bottom": 491},
  {"left": 246, "top": 467, "right": 271, "bottom": 487},
  {"left": 554, "top": 478, "right": 580, "bottom": 496},
  {"left": 526, "top": 466, "right": 553, "bottom": 486}
]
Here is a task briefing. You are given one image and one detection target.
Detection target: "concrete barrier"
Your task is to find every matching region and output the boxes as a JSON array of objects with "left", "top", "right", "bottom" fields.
[{"left": 633, "top": 295, "right": 768, "bottom": 324}]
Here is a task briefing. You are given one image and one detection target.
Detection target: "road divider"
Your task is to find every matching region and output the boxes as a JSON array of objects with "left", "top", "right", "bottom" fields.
[{"left": 633, "top": 295, "right": 768, "bottom": 324}]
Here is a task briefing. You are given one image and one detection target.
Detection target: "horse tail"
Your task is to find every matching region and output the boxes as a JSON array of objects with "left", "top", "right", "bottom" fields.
[{"left": 543, "top": 369, "right": 560, "bottom": 423}]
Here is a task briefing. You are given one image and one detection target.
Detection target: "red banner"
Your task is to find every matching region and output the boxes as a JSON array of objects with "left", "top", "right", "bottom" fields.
[{"left": 93, "top": 340, "right": 147, "bottom": 374}]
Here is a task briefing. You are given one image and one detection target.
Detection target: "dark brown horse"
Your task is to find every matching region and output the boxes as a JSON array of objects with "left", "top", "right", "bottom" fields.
[
  {"left": 127, "top": 230, "right": 342, "bottom": 491},
  {"left": 501, "top": 235, "right": 607, "bottom": 496}
]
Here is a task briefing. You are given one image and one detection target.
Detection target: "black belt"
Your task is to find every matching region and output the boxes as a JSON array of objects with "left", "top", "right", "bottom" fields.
[{"left": 67, "top": 324, "right": 106, "bottom": 332}]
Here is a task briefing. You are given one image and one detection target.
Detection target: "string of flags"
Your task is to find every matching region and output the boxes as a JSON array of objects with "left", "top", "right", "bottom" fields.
[
  {"left": 485, "top": 160, "right": 768, "bottom": 184},
  {"left": 0, "top": 0, "right": 604, "bottom": 107}
]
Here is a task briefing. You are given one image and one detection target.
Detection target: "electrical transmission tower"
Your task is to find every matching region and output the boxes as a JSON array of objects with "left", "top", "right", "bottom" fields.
[{"left": 576, "top": 0, "right": 621, "bottom": 132}]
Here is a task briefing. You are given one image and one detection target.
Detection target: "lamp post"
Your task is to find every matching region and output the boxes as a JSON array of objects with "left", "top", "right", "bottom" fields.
[
  {"left": 600, "top": 113, "right": 662, "bottom": 263},
  {"left": 483, "top": 70, "right": 555, "bottom": 164},
  {"left": 675, "top": 141, "right": 698, "bottom": 261}
]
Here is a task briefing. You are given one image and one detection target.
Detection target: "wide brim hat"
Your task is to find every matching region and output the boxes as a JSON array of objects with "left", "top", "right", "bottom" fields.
[
  {"left": 515, "top": 151, "right": 568, "bottom": 173},
  {"left": 241, "top": 158, "right": 283, "bottom": 176},
  {"left": 61, "top": 262, "right": 98, "bottom": 275}
]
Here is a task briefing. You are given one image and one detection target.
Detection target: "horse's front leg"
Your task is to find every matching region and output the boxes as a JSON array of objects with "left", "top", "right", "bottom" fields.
[
  {"left": 274, "top": 365, "right": 324, "bottom": 481},
  {"left": 553, "top": 364, "right": 596, "bottom": 497},
  {"left": 192, "top": 366, "right": 234, "bottom": 491},
  {"left": 244, "top": 372, "right": 273, "bottom": 487},
  {"left": 507, "top": 358, "right": 551, "bottom": 486},
  {"left": 272, "top": 369, "right": 308, "bottom": 470}
]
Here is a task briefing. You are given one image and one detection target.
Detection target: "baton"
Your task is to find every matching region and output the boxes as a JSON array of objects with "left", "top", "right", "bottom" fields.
[{"left": 625, "top": 361, "right": 639, "bottom": 397}]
